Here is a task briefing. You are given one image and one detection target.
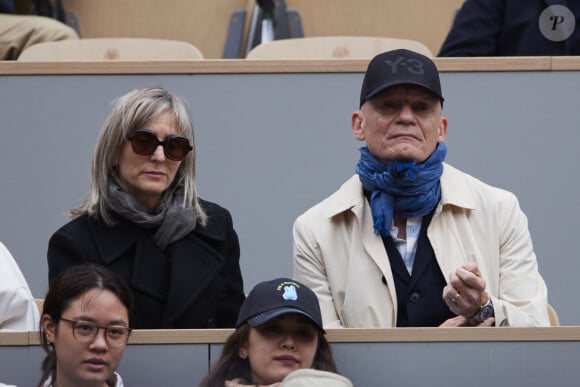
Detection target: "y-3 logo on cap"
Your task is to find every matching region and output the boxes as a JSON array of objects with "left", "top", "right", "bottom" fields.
[
  {"left": 282, "top": 285, "right": 298, "bottom": 301},
  {"left": 384, "top": 57, "right": 424, "bottom": 75}
]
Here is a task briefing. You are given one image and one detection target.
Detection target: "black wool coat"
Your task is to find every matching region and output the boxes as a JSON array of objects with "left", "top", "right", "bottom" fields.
[{"left": 47, "top": 199, "right": 245, "bottom": 329}]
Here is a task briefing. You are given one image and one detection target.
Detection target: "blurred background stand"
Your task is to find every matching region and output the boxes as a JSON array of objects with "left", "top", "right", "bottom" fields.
[{"left": 224, "top": 0, "right": 303, "bottom": 58}]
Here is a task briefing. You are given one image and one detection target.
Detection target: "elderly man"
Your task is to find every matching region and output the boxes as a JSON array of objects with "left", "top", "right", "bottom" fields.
[{"left": 293, "top": 49, "right": 549, "bottom": 328}]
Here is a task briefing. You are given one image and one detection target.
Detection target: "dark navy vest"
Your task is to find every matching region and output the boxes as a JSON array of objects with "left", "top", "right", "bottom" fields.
[{"left": 381, "top": 211, "right": 455, "bottom": 327}]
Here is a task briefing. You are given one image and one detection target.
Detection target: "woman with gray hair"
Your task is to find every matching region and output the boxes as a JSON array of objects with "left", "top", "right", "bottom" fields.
[{"left": 47, "top": 87, "right": 245, "bottom": 329}]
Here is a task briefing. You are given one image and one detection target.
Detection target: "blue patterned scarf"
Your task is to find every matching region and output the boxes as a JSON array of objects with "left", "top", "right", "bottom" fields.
[{"left": 355, "top": 143, "right": 447, "bottom": 236}]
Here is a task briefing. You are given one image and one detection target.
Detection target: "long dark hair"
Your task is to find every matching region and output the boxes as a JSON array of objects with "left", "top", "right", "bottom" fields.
[
  {"left": 37, "top": 263, "right": 134, "bottom": 387},
  {"left": 199, "top": 323, "right": 337, "bottom": 387}
]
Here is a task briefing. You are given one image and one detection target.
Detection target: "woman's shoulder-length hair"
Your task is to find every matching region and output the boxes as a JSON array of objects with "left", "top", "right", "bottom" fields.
[{"left": 70, "top": 87, "right": 207, "bottom": 225}]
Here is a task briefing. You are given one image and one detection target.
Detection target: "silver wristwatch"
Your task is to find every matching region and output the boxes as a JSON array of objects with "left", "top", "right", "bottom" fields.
[{"left": 470, "top": 298, "right": 494, "bottom": 323}]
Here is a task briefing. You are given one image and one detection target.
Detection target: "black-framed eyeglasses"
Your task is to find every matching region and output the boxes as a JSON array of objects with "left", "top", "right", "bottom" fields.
[
  {"left": 59, "top": 318, "right": 132, "bottom": 347},
  {"left": 127, "top": 129, "right": 192, "bottom": 161}
]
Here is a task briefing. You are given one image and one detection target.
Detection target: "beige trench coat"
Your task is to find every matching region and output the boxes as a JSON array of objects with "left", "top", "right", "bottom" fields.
[{"left": 293, "top": 163, "right": 549, "bottom": 328}]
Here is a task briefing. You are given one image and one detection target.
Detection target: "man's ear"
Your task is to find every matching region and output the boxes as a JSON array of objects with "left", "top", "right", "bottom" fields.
[
  {"left": 352, "top": 110, "right": 365, "bottom": 141},
  {"left": 437, "top": 116, "right": 449, "bottom": 141}
]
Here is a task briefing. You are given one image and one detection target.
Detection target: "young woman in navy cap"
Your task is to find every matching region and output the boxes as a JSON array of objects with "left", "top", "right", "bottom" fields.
[{"left": 200, "top": 278, "right": 350, "bottom": 387}]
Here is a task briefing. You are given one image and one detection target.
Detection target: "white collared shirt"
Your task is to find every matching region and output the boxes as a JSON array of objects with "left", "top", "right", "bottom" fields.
[{"left": 390, "top": 216, "right": 422, "bottom": 275}]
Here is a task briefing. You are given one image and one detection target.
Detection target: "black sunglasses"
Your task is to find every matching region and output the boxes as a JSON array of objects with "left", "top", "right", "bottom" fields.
[{"left": 127, "top": 129, "right": 192, "bottom": 161}]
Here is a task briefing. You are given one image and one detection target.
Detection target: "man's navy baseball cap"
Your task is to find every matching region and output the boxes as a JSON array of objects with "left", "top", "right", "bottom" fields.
[
  {"left": 359, "top": 48, "right": 444, "bottom": 106},
  {"left": 235, "top": 278, "right": 324, "bottom": 332}
]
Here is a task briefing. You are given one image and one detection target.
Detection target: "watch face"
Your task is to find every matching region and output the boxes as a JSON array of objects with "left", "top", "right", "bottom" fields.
[{"left": 478, "top": 304, "right": 494, "bottom": 320}]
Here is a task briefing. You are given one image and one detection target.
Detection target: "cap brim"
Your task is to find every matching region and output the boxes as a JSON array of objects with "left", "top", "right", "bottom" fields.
[
  {"left": 247, "top": 307, "right": 325, "bottom": 332},
  {"left": 364, "top": 80, "right": 444, "bottom": 104}
]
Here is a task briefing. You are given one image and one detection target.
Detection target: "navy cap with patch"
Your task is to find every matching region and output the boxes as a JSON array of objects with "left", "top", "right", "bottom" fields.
[
  {"left": 359, "top": 48, "right": 444, "bottom": 106},
  {"left": 235, "top": 278, "right": 324, "bottom": 331}
]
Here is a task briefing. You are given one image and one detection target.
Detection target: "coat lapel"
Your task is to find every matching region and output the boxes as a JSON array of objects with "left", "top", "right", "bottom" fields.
[
  {"left": 88, "top": 217, "right": 227, "bottom": 326},
  {"left": 355, "top": 197, "right": 399, "bottom": 315},
  {"left": 161, "top": 225, "right": 226, "bottom": 326},
  {"left": 428, "top": 205, "right": 471, "bottom": 283},
  {"left": 88, "top": 217, "right": 139, "bottom": 264}
]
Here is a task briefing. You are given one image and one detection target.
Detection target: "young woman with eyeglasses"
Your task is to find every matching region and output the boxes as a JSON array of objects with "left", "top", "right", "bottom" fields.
[
  {"left": 38, "top": 264, "right": 134, "bottom": 387},
  {"left": 47, "top": 87, "right": 245, "bottom": 329}
]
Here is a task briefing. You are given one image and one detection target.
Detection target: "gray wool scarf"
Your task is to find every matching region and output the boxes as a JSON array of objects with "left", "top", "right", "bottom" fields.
[{"left": 107, "top": 182, "right": 196, "bottom": 249}]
